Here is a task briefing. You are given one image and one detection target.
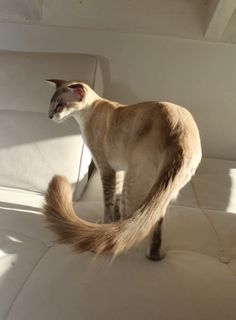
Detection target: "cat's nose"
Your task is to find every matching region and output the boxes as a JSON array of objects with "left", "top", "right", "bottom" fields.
[{"left": 49, "top": 113, "right": 54, "bottom": 119}]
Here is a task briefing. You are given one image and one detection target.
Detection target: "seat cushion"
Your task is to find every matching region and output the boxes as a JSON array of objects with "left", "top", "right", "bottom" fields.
[
  {"left": 3, "top": 246, "right": 236, "bottom": 320},
  {"left": 1, "top": 158, "right": 236, "bottom": 320}
]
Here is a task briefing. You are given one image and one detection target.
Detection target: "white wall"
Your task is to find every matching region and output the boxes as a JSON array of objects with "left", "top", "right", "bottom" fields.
[{"left": 0, "top": 23, "right": 235, "bottom": 160}]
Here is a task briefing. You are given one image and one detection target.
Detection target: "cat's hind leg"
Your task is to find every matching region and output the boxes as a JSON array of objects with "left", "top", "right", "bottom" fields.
[
  {"left": 120, "top": 162, "right": 156, "bottom": 217},
  {"left": 147, "top": 218, "right": 165, "bottom": 261},
  {"left": 121, "top": 161, "right": 166, "bottom": 261}
]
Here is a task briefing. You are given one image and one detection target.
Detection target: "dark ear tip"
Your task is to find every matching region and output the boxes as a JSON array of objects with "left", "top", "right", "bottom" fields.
[
  {"left": 68, "top": 83, "right": 84, "bottom": 89},
  {"left": 46, "top": 79, "right": 56, "bottom": 83},
  {"left": 45, "top": 79, "right": 66, "bottom": 88}
]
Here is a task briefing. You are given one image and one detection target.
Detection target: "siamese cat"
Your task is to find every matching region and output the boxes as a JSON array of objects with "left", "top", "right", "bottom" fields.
[{"left": 44, "top": 79, "right": 202, "bottom": 261}]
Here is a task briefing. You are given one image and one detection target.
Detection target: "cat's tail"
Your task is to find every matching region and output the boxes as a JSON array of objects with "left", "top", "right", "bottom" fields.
[{"left": 43, "top": 146, "right": 189, "bottom": 256}]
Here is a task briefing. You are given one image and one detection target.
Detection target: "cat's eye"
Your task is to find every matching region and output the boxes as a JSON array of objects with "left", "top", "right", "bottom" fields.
[{"left": 55, "top": 102, "right": 63, "bottom": 112}]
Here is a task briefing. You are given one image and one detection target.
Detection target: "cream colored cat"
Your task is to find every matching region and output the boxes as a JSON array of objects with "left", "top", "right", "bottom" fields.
[{"left": 44, "top": 79, "right": 202, "bottom": 260}]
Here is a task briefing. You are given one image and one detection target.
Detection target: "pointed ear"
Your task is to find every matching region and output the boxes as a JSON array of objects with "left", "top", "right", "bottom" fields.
[
  {"left": 68, "top": 83, "right": 85, "bottom": 100},
  {"left": 46, "top": 79, "right": 66, "bottom": 88}
]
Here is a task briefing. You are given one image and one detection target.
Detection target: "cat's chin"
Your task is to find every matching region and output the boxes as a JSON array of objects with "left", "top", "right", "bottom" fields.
[
  {"left": 52, "top": 114, "right": 71, "bottom": 123},
  {"left": 52, "top": 117, "right": 64, "bottom": 123}
]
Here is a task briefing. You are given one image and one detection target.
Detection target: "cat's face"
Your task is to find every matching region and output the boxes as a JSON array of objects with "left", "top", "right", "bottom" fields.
[{"left": 47, "top": 80, "right": 86, "bottom": 122}]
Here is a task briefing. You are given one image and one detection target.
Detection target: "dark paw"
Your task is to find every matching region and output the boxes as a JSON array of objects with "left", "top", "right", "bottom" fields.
[{"left": 146, "top": 251, "right": 166, "bottom": 261}]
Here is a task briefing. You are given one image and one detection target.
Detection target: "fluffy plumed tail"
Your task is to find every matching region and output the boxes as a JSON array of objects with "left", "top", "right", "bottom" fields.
[{"left": 44, "top": 150, "right": 184, "bottom": 256}]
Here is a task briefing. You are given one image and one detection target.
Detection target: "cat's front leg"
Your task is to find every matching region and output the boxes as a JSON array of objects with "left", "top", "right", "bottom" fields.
[
  {"left": 114, "top": 195, "right": 122, "bottom": 221},
  {"left": 100, "top": 169, "right": 116, "bottom": 223},
  {"left": 113, "top": 171, "right": 125, "bottom": 221}
]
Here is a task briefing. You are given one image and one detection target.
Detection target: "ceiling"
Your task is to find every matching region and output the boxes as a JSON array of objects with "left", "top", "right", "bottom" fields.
[{"left": 0, "top": 0, "right": 236, "bottom": 44}]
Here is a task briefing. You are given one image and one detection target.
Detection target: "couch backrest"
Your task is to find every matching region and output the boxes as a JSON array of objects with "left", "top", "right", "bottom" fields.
[
  {"left": 0, "top": 52, "right": 103, "bottom": 201},
  {"left": 0, "top": 51, "right": 103, "bottom": 112}
]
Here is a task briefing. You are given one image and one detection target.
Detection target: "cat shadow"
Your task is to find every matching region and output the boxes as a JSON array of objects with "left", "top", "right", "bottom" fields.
[{"left": 0, "top": 111, "right": 81, "bottom": 149}]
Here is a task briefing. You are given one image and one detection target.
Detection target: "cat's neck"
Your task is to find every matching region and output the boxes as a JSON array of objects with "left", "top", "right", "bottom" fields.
[
  {"left": 84, "top": 86, "right": 101, "bottom": 108},
  {"left": 72, "top": 87, "right": 100, "bottom": 129},
  {"left": 73, "top": 105, "right": 93, "bottom": 131}
]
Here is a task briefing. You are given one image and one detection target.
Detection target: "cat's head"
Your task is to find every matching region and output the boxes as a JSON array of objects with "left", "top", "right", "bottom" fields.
[{"left": 47, "top": 79, "right": 93, "bottom": 122}]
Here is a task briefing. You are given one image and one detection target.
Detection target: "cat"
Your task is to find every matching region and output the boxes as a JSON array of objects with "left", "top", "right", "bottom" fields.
[{"left": 44, "top": 79, "right": 202, "bottom": 261}]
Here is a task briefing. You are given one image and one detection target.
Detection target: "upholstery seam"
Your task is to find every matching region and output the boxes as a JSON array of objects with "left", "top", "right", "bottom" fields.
[
  {"left": 227, "top": 261, "right": 236, "bottom": 277},
  {"left": 166, "top": 248, "right": 223, "bottom": 260},
  {"left": 0, "top": 227, "right": 53, "bottom": 247},
  {"left": 191, "top": 181, "right": 226, "bottom": 261},
  {"left": 178, "top": 182, "right": 236, "bottom": 278},
  {"left": 167, "top": 248, "right": 236, "bottom": 278},
  {"left": 3, "top": 246, "right": 51, "bottom": 320},
  {"left": 74, "top": 55, "right": 98, "bottom": 200},
  {"left": 92, "top": 56, "right": 98, "bottom": 90},
  {"left": 74, "top": 142, "right": 85, "bottom": 201},
  {"left": 171, "top": 203, "right": 232, "bottom": 212}
]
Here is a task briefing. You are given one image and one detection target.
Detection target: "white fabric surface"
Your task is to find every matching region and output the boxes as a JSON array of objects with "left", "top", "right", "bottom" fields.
[
  {"left": 0, "top": 51, "right": 104, "bottom": 199},
  {"left": 0, "top": 52, "right": 103, "bottom": 113},
  {"left": 0, "top": 110, "right": 91, "bottom": 198},
  {"left": 0, "top": 158, "right": 236, "bottom": 320}
]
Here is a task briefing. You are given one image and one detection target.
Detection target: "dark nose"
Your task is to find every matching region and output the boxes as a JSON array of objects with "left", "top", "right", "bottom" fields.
[{"left": 49, "top": 114, "right": 53, "bottom": 119}]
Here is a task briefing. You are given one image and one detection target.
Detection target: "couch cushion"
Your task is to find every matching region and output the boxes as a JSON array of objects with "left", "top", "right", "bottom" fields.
[
  {"left": 1, "top": 158, "right": 236, "bottom": 320},
  {"left": 192, "top": 158, "right": 236, "bottom": 213},
  {"left": 4, "top": 246, "right": 236, "bottom": 320},
  {"left": 0, "top": 110, "right": 91, "bottom": 198},
  {"left": 0, "top": 201, "right": 53, "bottom": 320}
]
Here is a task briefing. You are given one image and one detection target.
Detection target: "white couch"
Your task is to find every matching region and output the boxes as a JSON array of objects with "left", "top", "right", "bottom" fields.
[{"left": 0, "top": 52, "right": 236, "bottom": 320}]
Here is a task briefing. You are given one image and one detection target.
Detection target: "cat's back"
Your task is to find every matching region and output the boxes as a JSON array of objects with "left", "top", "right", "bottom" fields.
[
  {"left": 112, "top": 100, "right": 189, "bottom": 132},
  {"left": 113, "top": 100, "right": 201, "bottom": 154},
  {"left": 106, "top": 100, "right": 201, "bottom": 171}
]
